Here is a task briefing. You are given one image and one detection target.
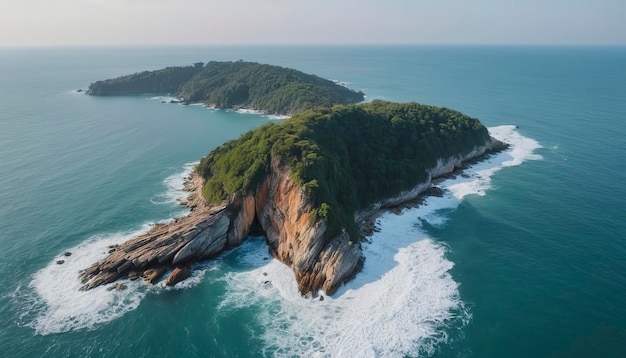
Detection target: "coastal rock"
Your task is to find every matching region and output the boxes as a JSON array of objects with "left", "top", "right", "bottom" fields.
[
  {"left": 79, "top": 135, "right": 507, "bottom": 295},
  {"left": 256, "top": 159, "right": 362, "bottom": 296},
  {"left": 79, "top": 174, "right": 232, "bottom": 290},
  {"left": 81, "top": 102, "right": 505, "bottom": 296},
  {"left": 107, "top": 283, "right": 127, "bottom": 291},
  {"left": 143, "top": 267, "right": 167, "bottom": 284},
  {"left": 165, "top": 266, "right": 191, "bottom": 286},
  {"left": 227, "top": 194, "right": 256, "bottom": 247}
]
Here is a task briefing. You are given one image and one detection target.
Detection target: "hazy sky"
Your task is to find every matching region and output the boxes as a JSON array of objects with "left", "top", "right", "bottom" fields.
[{"left": 1, "top": 0, "right": 625, "bottom": 46}]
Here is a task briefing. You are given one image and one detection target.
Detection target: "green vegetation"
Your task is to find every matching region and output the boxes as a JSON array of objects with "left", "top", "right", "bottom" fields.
[
  {"left": 87, "top": 61, "right": 364, "bottom": 114},
  {"left": 196, "top": 101, "right": 491, "bottom": 241},
  {"left": 87, "top": 63, "right": 204, "bottom": 95}
]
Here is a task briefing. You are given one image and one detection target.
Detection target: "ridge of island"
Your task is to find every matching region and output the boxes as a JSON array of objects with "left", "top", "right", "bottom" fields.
[
  {"left": 86, "top": 60, "right": 365, "bottom": 115},
  {"left": 80, "top": 63, "right": 506, "bottom": 296}
]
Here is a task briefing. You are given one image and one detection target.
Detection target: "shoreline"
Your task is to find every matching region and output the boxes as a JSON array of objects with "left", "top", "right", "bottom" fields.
[
  {"left": 358, "top": 138, "right": 508, "bottom": 238},
  {"left": 79, "top": 136, "right": 508, "bottom": 292}
]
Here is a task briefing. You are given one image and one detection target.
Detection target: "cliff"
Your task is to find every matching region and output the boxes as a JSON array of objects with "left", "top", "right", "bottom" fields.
[
  {"left": 80, "top": 101, "right": 507, "bottom": 295},
  {"left": 86, "top": 61, "right": 365, "bottom": 115}
]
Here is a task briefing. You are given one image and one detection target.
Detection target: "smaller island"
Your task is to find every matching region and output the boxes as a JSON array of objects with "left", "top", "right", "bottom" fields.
[{"left": 86, "top": 61, "right": 365, "bottom": 115}]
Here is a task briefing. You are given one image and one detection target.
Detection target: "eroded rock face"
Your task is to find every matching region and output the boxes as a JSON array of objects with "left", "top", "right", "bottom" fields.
[
  {"left": 256, "top": 158, "right": 361, "bottom": 296},
  {"left": 80, "top": 139, "right": 505, "bottom": 294},
  {"left": 79, "top": 175, "right": 234, "bottom": 290}
]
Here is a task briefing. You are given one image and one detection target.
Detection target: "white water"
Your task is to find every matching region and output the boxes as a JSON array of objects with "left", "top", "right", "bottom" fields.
[
  {"left": 28, "top": 223, "right": 210, "bottom": 334},
  {"left": 29, "top": 228, "right": 150, "bottom": 335},
  {"left": 27, "top": 125, "right": 541, "bottom": 349},
  {"left": 150, "top": 162, "right": 196, "bottom": 207},
  {"left": 219, "top": 125, "right": 543, "bottom": 357},
  {"left": 28, "top": 163, "right": 201, "bottom": 335}
]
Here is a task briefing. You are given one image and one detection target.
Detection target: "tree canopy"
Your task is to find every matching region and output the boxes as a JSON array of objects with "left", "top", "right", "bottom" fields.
[
  {"left": 196, "top": 101, "right": 491, "bottom": 241},
  {"left": 87, "top": 61, "right": 364, "bottom": 115},
  {"left": 86, "top": 65, "right": 203, "bottom": 96}
]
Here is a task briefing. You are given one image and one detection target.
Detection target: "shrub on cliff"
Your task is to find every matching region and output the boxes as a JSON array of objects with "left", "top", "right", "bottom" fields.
[{"left": 196, "top": 101, "right": 491, "bottom": 241}]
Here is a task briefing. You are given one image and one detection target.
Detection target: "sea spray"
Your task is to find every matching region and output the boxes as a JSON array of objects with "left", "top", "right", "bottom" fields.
[
  {"left": 218, "top": 125, "right": 542, "bottom": 357},
  {"left": 29, "top": 228, "right": 150, "bottom": 335},
  {"left": 150, "top": 162, "right": 196, "bottom": 207},
  {"left": 28, "top": 225, "right": 211, "bottom": 335},
  {"left": 26, "top": 125, "right": 541, "bottom": 349},
  {"left": 28, "top": 163, "right": 202, "bottom": 334}
]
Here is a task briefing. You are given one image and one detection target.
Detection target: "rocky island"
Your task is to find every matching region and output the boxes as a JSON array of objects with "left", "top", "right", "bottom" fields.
[
  {"left": 86, "top": 61, "right": 365, "bottom": 115},
  {"left": 80, "top": 98, "right": 506, "bottom": 296}
]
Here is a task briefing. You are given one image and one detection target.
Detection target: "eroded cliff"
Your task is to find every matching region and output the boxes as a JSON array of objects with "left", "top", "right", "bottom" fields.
[
  {"left": 80, "top": 101, "right": 507, "bottom": 295},
  {"left": 80, "top": 138, "right": 504, "bottom": 295}
]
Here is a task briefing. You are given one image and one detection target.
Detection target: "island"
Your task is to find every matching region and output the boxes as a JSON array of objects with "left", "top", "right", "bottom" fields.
[
  {"left": 80, "top": 99, "right": 506, "bottom": 296},
  {"left": 86, "top": 61, "right": 365, "bottom": 115}
]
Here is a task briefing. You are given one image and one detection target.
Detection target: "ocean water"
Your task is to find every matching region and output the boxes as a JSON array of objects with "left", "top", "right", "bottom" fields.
[{"left": 1, "top": 46, "right": 625, "bottom": 357}]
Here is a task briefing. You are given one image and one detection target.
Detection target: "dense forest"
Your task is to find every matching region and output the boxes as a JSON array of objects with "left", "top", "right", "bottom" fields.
[
  {"left": 87, "top": 61, "right": 364, "bottom": 114},
  {"left": 86, "top": 63, "right": 204, "bottom": 96},
  {"left": 196, "top": 101, "right": 492, "bottom": 241}
]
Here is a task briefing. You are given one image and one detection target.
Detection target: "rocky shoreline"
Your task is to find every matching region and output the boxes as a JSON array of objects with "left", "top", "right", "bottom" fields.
[
  {"left": 80, "top": 174, "right": 236, "bottom": 290},
  {"left": 80, "top": 138, "right": 508, "bottom": 294}
]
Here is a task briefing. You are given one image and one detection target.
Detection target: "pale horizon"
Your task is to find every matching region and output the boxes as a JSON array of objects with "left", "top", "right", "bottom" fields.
[{"left": 1, "top": 0, "right": 625, "bottom": 47}]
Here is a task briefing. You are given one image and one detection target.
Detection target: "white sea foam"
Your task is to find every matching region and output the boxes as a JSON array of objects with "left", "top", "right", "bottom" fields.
[
  {"left": 28, "top": 225, "right": 210, "bottom": 335},
  {"left": 264, "top": 114, "right": 290, "bottom": 120},
  {"left": 232, "top": 107, "right": 289, "bottom": 120},
  {"left": 29, "top": 227, "right": 150, "bottom": 335},
  {"left": 28, "top": 162, "right": 203, "bottom": 334},
  {"left": 150, "top": 95, "right": 179, "bottom": 103},
  {"left": 150, "top": 162, "right": 196, "bottom": 207},
  {"left": 218, "top": 125, "right": 542, "bottom": 357},
  {"left": 446, "top": 125, "right": 543, "bottom": 200},
  {"left": 27, "top": 126, "right": 541, "bottom": 346},
  {"left": 331, "top": 79, "right": 351, "bottom": 88}
]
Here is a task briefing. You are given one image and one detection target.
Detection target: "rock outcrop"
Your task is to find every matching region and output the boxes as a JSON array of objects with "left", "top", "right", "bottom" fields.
[
  {"left": 80, "top": 137, "right": 505, "bottom": 295},
  {"left": 256, "top": 158, "right": 362, "bottom": 295},
  {"left": 165, "top": 266, "right": 191, "bottom": 287},
  {"left": 80, "top": 174, "right": 242, "bottom": 290}
]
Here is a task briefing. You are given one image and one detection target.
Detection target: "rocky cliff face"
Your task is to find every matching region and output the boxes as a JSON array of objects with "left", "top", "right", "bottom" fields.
[
  {"left": 255, "top": 158, "right": 361, "bottom": 295},
  {"left": 80, "top": 137, "right": 505, "bottom": 295}
]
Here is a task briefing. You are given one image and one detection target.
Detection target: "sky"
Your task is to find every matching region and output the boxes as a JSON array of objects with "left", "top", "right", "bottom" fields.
[{"left": 1, "top": 0, "right": 625, "bottom": 46}]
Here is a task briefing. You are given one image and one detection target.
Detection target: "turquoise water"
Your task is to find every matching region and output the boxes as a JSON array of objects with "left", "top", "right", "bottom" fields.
[{"left": 1, "top": 46, "right": 625, "bottom": 357}]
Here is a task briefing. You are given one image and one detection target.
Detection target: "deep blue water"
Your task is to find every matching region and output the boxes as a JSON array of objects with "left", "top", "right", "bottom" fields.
[{"left": 0, "top": 46, "right": 625, "bottom": 357}]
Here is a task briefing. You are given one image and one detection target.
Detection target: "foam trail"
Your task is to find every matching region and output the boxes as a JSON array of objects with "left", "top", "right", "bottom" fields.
[
  {"left": 27, "top": 225, "right": 209, "bottom": 335},
  {"left": 29, "top": 228, "right": 150, "bottom": 335},
  {"left": 150, "top": 162, "right": 196, "bottom": 207},
  {"left": 233, "top": 108, "right": 289, "bottom": 120},
  {"left": 447, "top": 125, "right": 543, "bottom": 200},
  {"left": 28, "top": 162, "right": 202, "bottom": 334},
  {"left": 219, "top": 125, "right": 542, "bottom": 357},
  {"left": 150, "top": 95, "right": 179, "bottom": 103}
]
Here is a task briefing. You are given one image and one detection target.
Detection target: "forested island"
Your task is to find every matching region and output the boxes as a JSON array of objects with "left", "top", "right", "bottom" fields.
[
  {"left": 80, "top": 100, "right": 506, "bottom": 295},
  {"left": 87, "top": 61, "right": 365, "bottom": 115}
]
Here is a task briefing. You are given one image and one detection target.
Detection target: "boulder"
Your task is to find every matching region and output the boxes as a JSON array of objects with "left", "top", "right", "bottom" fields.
[
  {"left": 165, "top": 266, "right": 191, "bottom": 286},
  {"left": 143, "top": 267, "right": 167, "bottom": 284}
]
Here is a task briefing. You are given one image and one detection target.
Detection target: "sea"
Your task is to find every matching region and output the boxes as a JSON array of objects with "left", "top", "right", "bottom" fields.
[{"left": 0, "top": 46, "right": 625, "bottom": 357}]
